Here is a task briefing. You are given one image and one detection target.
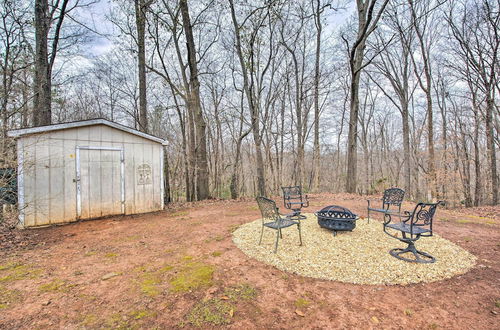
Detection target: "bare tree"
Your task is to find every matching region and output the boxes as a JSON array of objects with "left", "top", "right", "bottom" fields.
[{"left": 343, "top": 0, "right": 389, "bottom": 193}]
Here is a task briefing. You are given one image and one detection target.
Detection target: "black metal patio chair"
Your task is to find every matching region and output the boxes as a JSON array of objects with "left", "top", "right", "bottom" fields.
[
  {"left": 281, "top": 185, "right": 309, "bottom": 220},
  {"left": 367, "top": 188, "right": 405, "bottom": 223},
  {"left": 256, "top": 196, "right": 302, "bottom": 253},
  {"left": 383, "top": 201, "right": 444, "bottom": 263}
]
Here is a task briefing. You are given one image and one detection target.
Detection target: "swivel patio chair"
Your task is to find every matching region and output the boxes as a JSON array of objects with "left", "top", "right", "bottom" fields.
[
  {"left": 256, "top": 196, "right": 303, "bottom": 253},
  {"left": 281, "top": 185, "right": 309, "bottom": 220},
  {"left": 367, "top": 187, "right": 405, "bottom": 223},
  {"left": 383, "top": 201, "right": 444, "bottom": 263}
]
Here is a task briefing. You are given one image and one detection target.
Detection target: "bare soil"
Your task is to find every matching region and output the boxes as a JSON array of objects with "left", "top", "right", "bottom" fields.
[{"left": 0, "top": 193, "right": 499, "bottom": 329}]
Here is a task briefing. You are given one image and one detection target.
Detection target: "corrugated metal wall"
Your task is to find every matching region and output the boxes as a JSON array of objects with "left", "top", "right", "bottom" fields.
[{"left": 18, "top": 124, "right": 164, "bottom": 227}]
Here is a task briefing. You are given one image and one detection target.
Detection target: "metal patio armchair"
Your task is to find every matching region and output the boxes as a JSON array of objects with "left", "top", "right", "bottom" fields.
[
  {"left": 256, "top": 196, "right": 303, "bottom": 253},
  {"left": 383, "top": 201, "right": 444, "bottom": 263},
  {"left": 367, "top": 188, "right": 405, "bottom": 223},
  {"left": 281, "top": 185, "right": 309, "bottom": 220}
]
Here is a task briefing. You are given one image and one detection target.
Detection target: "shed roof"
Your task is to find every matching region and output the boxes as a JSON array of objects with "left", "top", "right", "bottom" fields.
[{"left": 7, "top": 118, "right": 167, "bottom": 145}]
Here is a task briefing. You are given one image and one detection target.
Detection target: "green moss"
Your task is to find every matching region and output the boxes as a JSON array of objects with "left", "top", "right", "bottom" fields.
[
  {"left": 211, "top": 251, "right": 222, "bottom": 257},
  {"left": 169, "top": 262, "right": 214, "bottom": 293},
  {"left": 39, "top": 279, "right": 74, "bottom": 293},
  {"left": 105, "top": 313, "right": 132, "bottom": 330},
  {"left": 0, "top": 285, "right": 22, "bottom": 309},
  {"left": 129, "top": 309, "right": 157, "bottom": 320},
  {"left": 169, "top": 211, "right": 189, "bottom": 218},
  {"left": 80, "top": 314, "right": 98, "bottom": 327},
  {"left": 186, "top": 298, "right": 233, "bottom": 327},
  {"left": 139, "top": 274, "right": 162, "bottom": 297},
  {"left": 295, "top": 298, "right": 311, "bottom": 308},
  {"left": 135, "top": 263, "right": 173, "bottom": 297},
  {"left": 0, "top": 262, "right": 41, "bottom": 283},
  {"left": 223, "top": 283, "right": 257, "bottom": 301}
]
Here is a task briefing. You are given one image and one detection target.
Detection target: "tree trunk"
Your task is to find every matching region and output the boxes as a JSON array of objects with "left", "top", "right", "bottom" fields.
[
  {"left": 179, "top": 0, "right": 210, "bottom": 200},
  {"left": 312, "top": 0, "right": 322, "bottom": 192},
  {"left": 485, "top": 97, "right": 498, "bottom": 204},
  {"left": 33, "top": 0, "right": 51, "bottom": 126},
  {"left": 135, "top": 0, "right": 148, "bottom": 132},
  {"left": 229, "top": 0, "right": 265, "bottom": 196}
]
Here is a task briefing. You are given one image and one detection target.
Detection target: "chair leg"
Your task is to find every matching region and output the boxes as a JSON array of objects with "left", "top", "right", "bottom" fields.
[
  {"left": 274, "top": 229, "right": 280, "bottom": 253},
  {"left": 258, "top": 225, "right": 264, "bottom": 245},
  {"left": 297, "top": 223, "right": 302, "bottom": 246},
  {"left": 389, "top": 240, "right": 436, "bottom": 264},
  {"left": 367, "top": 209, "right": 370, "bottom": 224},
  {"left": 279, "top": 228, "right": 283, "bottom": 239}
]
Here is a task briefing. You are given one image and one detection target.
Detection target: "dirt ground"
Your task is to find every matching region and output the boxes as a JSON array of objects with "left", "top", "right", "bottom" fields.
[{"left": 0, "top": 193, "right": 499, "bottom": 329}]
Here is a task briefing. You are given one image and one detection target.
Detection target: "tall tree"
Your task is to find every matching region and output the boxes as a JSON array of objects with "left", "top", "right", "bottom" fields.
[
  {"left": 33, "top": 0, "right": 70, "bottom": 126},
  {"left": 228, "top": 0, "right": 269, "bottom": 196},
  {"left": 179, "top": 0, "right": 210, "bottom": 200},
  {"left": 343, "top": 0, "right": 389, "bottom": 193},
  {"left": 134, "top": 0, "right": 149, "bottom": 132},
  {"left": 447, "top": 0, "right": 499, "bottom": 204}
]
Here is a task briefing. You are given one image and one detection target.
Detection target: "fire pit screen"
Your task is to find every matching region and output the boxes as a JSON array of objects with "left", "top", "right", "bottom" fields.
[{"left": 315, "top": 205, "right": 359, "bottom": 236}]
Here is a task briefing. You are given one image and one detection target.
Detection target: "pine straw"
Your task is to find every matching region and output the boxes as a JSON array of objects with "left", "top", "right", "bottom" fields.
[{"left": 232, "top": 214, "right": 476, "bottom": 285}]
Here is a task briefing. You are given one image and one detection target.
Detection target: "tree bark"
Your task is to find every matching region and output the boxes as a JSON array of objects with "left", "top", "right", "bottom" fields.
[
  {"left": 229, "top": 0, "right": 266, "bottom": 196},
  {"left": 33, "top": 0, "right": 51, "bottom": 126},
  {"left": 135, "top": 0, "right": 148, "bottom": 132},
  {"left": 312, "top": 0, "right": 322, "bottom": 192},
  {"left": 179, "top": 0, "right": 210, "bottom": 200}
]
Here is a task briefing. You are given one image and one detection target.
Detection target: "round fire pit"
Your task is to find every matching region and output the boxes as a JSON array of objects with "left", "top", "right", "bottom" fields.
[{"left": 315, "top": 205, "right": 359, "bottom": 235}]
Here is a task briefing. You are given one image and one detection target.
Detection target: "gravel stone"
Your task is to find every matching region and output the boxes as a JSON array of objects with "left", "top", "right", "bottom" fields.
[{"left": 232, "top": 214, "right": 476, "bottom": 285}]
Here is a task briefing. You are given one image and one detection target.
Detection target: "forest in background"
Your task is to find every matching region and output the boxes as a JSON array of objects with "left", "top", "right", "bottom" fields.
[{"left": 0, "top": 0, "right": 499, "bottom": 206}]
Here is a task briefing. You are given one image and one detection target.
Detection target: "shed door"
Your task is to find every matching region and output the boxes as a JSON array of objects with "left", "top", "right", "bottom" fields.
[{"left": 76, "top": 147, "right": 124, "bottom": 219}]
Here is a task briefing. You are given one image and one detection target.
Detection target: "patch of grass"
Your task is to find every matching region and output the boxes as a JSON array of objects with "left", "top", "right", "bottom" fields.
[
  {"left": 295, "top": 297, "right": 311, "bottom": 308},
  {"left": 428, "top": 323, "right": 440, "bottom": 329},
  {"left": 105, "top": 313, "right": 131, "bottom": 329},
  {"left": 211, "top": 251, "right": 222, "bottom": 257},
  {"left": 185, "top": 298, "right": 233, "bottom": 327},
  {"left": 169, "top": 211, "right": 189, "bottom": 218},
  {"left": 495, "top": 300, "right": 500, "bottom": 308},
  {"left": 84, "top": 251, "right": 97, "bottom": 257},
  {"left": 456, "top": 219, "right": 471, "bottom": 224},
  {"left": 463, "top": 236, "right": 473, "bottom": 242},
  {"left": 214, "top": 235, "right": 224, "bottom": 242},
  {"left": 182, "top": 255, "right": 194, "bottom": 261},
  {"left": 80, "top": 314, "right": 98, "bottom": 327},
  {"left": 0, "top": 262, "right": 41, "bottom": 283},
  {"left": 227, "top": 224, "right": 240, "bottom": 232},
  {"left": 0, "top": 285, "right": 22, "bottom": 309},
  {"left": 169, "top": 261, "right": 215, "bottom": 293},
  {"left": 247, "top": 205, "right": 259, "bottom": 211},
  {"left": 39, "top": 279, "right": 75, "bottom": 293},
  {"left": 404, "top": 308, "right": 413, "bottom": 316},
  {"left": 104, "top": 252, "right": 118, "bottom": 258},
  {"left": 139, "top": 273, "right": 162, "bottom": 297},
  {"left": 135, "top": 263, "right": 174, "bottom": 297},
  {"left": 223, "top": 283, "right": 257, "bottom": 301},
  {"left": 129, "top": 309, "right": 157, "bottom": 320}
]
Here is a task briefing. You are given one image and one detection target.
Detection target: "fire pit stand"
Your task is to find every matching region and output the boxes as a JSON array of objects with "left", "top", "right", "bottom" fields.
[{"left": 315, "top": 205, "right": 359, "bottom": 236}]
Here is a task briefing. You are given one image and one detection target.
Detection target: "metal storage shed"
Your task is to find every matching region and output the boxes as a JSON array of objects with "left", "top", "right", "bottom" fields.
[{"left": 7, "top": 119, "right": 167, "bottom": 228}]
